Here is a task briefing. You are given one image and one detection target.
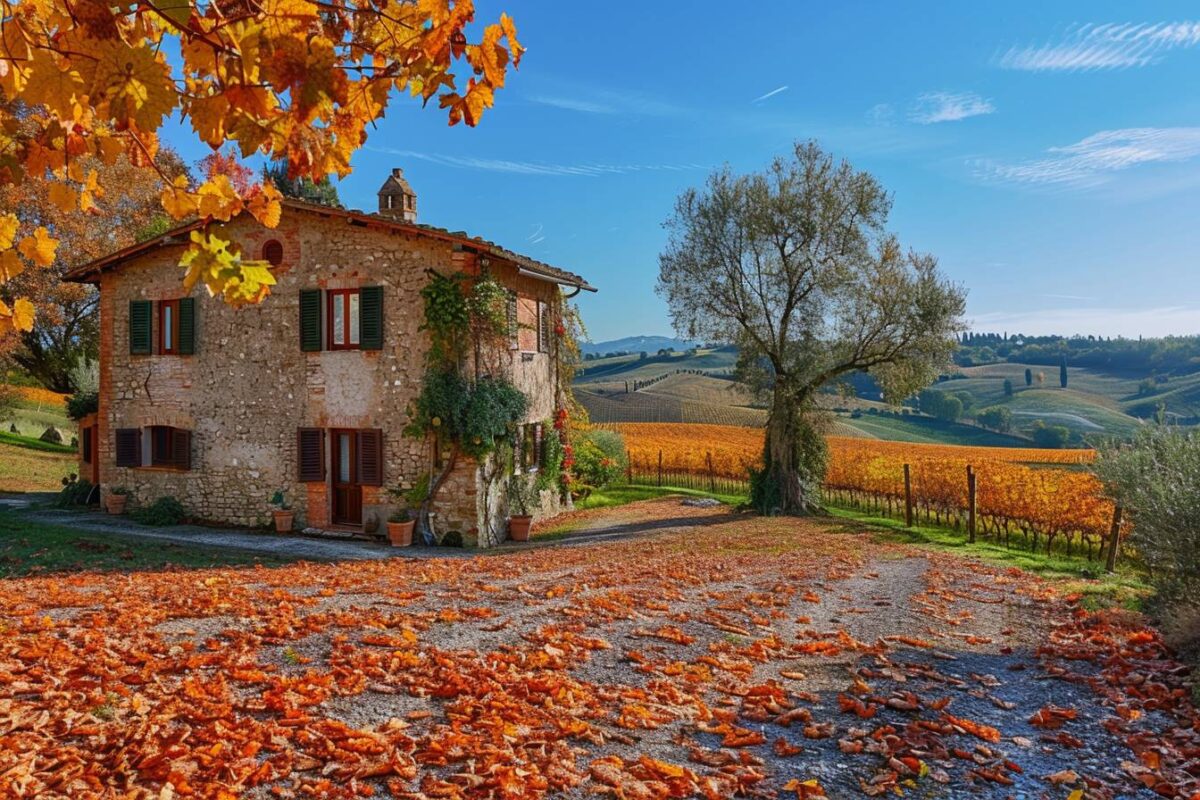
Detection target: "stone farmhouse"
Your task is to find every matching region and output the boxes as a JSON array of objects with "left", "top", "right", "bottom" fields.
[{"left": 65, "top": 169, "right": 594, "bottom": 547}]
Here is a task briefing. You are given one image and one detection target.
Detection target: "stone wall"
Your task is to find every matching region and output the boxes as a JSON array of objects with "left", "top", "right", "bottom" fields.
[{"left": 93, "top": 207, "right": 569, "bottom": 543}]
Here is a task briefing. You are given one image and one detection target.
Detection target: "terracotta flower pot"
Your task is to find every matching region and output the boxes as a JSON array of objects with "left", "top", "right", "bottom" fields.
[
  {"left": 387, "top": 519, "right": 415, "bottom": 547},
  {"left": 508, "top": 515, "right": 533, "bottom": 542},
  {"left": 105, "top": 494, "right": 127, "bottom": 515},
  {"left": 272, "top": 510, "right": 295, "bottom": 533}
]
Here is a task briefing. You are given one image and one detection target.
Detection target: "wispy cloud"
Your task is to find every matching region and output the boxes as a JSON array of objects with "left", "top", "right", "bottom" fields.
[
  {"left": 975, "top": 127, "right": 1200, "bottom": 187},
  {"left": 366, "top": 147, "right": 706, "bottom": 177},
  {"left": 865, "top": 103, "right": 896, "bottom": 127},
  {"left": 998, "top": 22, "right": 1200, "bottom": 72},
  {"left": 526, "top": 223, "right": 545, "bottom": 245},
  {"left": 526, "top": 87, "right": 684, "bottom": 117},
  {"left": 527, "top": 95, "right": 615, "bottom": 114},
  {"left": 972, "top": 306, "right": 1200, "bottom": 337},
  {"left": 909, "top": 91, "right": 995, "bottom": 124},
  {"left": 752, "top": 85, "right": 789, "bottom": 103},
  {"left": 1043, "top": 293, "right": 1097, "bottom": 302}
]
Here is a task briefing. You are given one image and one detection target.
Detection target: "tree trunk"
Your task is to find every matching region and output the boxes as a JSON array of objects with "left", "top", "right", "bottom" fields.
[{"left": 758, "top": 386, "right": 825, "bottom": 515}]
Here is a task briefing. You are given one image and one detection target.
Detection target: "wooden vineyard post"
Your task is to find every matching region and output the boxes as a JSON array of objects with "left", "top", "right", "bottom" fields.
[
  {"left": 1105, "top": 505, "right": 1123, "bottom": 573},
  {"left": 706, "top": 451, "right": 716, "bottom": 493},
  {"left": 657, "top": 449, "right": 663, "bottom": 487},
  {"left": 626, "top": 450, "right": 633, "bottom": 484},
  {"left": 903, "top": 464, "right": 913, "bottom": 527},
  {"left": 966, "top": 465, "right": 977, "bottom": 543}
]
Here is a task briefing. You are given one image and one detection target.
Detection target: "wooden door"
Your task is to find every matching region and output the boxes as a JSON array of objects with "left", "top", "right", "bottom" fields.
[{"left": 331, "top": 429, "right": 362, "bottom": 525}]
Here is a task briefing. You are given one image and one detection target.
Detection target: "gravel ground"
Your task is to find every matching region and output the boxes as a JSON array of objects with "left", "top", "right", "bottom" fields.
[{"left": 0, "top": 498, "right": 1193, "bottom": 799}]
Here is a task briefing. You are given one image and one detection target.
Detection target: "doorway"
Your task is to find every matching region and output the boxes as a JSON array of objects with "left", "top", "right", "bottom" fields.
[{"left": 330, "top": 429, "right": 363, "bottom": 525}]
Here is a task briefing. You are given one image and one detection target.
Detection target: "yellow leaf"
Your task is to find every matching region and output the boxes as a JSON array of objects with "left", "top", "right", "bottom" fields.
[
  {"left": 0, "top": 298, "right": 36, "bottom": 333},
  {"left": 20, "top": 49, "right": 85, "bottom": 118},
  {"left": 246, "top": 181, "right": 282, "bottom": 228},
  {"left": 179, "top": 230, "right": 275, "bottom": 307},
  {"left": 195, "top": 175, "right": 243, "bottom": 221},
  {"left": 0, "top": 250, "right": 25, "bottom": 283},
  {"left": 90, "top": 42, "right": 177, "bottom": 130},
  {"left": 18, "top": 227, "right": 58, "bottom": 267},
  {"left": 1067, "top": 792, "right": 1083, "bottom": 800},
  {"left": 154, "top": 0, "right": 194, "bottom": 27},
  {"left": 161, "top": 175, "right": 198, "bottom": 219},
  {"left": 501, "top": 13, "right": 525, "bottom": 67},
  {"left": 48, "top": 182, "right": 78, "bottom": 213},
  {"left": 0, "top": 215, "right": 18, "bottom": 250}
]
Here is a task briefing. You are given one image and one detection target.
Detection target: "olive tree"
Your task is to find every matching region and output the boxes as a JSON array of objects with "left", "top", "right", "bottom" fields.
[
  {"left": 1094, "top": 427, "right": 1200, "bottom": 603},
  {"left": 657, "top": 142, "right": 965, "bottom": 513}
]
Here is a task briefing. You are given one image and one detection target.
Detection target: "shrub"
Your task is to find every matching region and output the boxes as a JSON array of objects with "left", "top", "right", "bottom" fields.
[
  {"left": 67, "top": 391, "right": 99, "bottom": 421},
  {"left": 1031, "top": 420, "right": 1069, "bottom": 448},
  {"left": 130, "top": 496, "right": 186, "bottom": 526},
  {"left": 976, "top": 406, "right": 1013, "bottom": 433},
  {"left": 1094, "top": 427, "right": 1200, "bottom": 604},
  {"left": 56, "top": 475, "right": 94, "bottom": 506},
  {"left": 573, "top": 429, "right": 626, "bottom": 488}
]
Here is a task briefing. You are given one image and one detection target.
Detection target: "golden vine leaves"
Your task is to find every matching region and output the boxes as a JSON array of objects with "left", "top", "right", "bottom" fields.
[{"left": 0, "top": 0, "right": 522, "bottom": 335}]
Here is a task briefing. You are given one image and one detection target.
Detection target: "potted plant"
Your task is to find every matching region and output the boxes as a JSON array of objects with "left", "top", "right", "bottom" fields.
[
  {"left": 105, "top": 486, "right": 130, "bottom": 515},
  {"left": 386, "top": 474, "right": 427, "bottom": 547},
  {"left": 270, "top": 490, "right": 294, "bottom": 533},
  {"left": 506, "top": 476, "right": 539, "bottom": 542}
]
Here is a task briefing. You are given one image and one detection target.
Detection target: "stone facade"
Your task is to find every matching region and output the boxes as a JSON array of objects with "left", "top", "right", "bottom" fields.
[{"left": 80, "top": 204, "right": 578, "bottom": 546}]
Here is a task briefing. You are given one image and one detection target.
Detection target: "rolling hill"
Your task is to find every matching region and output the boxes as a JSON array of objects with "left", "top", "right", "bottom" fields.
[{"left": 572, "top": 345, "right": 1185, "bottom": 447}]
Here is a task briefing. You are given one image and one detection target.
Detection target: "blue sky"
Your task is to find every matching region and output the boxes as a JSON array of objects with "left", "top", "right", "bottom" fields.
[{"left": 164, "top": 2, "right": 1200, "bottom": 342}]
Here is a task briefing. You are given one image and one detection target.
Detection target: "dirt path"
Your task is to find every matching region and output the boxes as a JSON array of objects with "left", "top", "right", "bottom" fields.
[{"left": 0, "top": 498, "right": 1194, "bottom": 799}]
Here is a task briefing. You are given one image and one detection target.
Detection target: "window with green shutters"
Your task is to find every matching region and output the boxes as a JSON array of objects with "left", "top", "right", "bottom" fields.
[
  {"left": 129, "top": 300, "right": 152, "bottom": 354},
  {"left": 300, "top": 287, "right": 383, "bottom": 351}
]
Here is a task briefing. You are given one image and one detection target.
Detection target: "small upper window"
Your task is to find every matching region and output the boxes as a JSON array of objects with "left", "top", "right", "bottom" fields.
[
  {"left": 159, "top": 299, "right": 180, "bottom": 354},
  {"left": 263, "top": 240, "right": 284, "bottom": 267}
]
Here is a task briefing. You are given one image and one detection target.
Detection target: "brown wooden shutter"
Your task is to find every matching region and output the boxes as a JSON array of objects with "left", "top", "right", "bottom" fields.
[
  {"left": 115, "top": 428, "right": 141, "bottom": 467},
  {"left": 297, "top": 428, "right": 325, "bottom": 482},
  {"left": 172, "top": 428, "right": 192, "bottom": 470},
  {"left": 506, "top": 291, "right": 518, "bottom": 350},
  {"left": 356, "top": 428, "right": 383, "bottom": 486}
]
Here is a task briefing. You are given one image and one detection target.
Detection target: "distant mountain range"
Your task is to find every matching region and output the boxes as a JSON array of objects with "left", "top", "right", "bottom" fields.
[{"left": 579, "top": 335, "right": 702, "bottom": 356}]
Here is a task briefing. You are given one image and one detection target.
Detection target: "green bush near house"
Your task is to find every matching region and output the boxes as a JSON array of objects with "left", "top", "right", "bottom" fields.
[
  {"left": 130, "top": 496, "right": 187, "bottom": 526},
  {"left": 573, "top": 429, "right": 626, "bottom": 488},
  {"left": 56, "top": 476, "right": 95, "bottom": 507}
]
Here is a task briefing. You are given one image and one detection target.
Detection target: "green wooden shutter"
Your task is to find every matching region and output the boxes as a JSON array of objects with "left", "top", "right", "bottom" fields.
[
  {"left": 129, "top": 300, "right": 152, "bottom": 354},
  {"left": 359, "top": 286, "right": 383, "bottom": 350},
  {"left": 299, "top": 289, "right": 322, "bottom": 352},
  {"left": 178, "top": 297, "right": 195, "bottom": 355}
]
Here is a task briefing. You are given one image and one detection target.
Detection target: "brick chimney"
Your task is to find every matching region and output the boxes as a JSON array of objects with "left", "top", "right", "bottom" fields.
[{"left": 377, "top": 167, "right": 417, "bottom": 222}]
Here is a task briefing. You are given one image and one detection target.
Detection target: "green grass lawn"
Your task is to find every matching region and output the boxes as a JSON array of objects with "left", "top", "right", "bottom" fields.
[
  {"left": 825, "top": 506, "right": 1152, "bottom": 611},
  {"left": 0, "top": 439, "right": 76, "bottom": 493},
  {"left": 0, "top": 429, "right": 76, "bottom": 454},
  {"left": 0, "top": 511, "right": 296, "bottom": 576},
  {"left": 3, "top": 397, "right": 75, "bottom": 440}
]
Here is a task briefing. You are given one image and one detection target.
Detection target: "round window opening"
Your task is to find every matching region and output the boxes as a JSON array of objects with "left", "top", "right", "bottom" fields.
[{"left": 262, "top": 240, "right": 284, "bottom": 267}]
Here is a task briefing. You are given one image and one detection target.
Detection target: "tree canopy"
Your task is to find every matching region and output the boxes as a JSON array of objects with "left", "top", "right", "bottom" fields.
[
  {"left": 658, "top": 141, "right": 965, "bottom": 512},
  {"left": 0, "top": 131, "right": 190, "bottom": 391},
  {"left": 0, "top": 0, "right": 523, "bottom": 337}
]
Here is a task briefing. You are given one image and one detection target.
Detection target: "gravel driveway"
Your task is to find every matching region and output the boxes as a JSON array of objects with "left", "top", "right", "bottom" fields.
[{"left": 0, "top": 498, "right": 1194, "bottom": 799}]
